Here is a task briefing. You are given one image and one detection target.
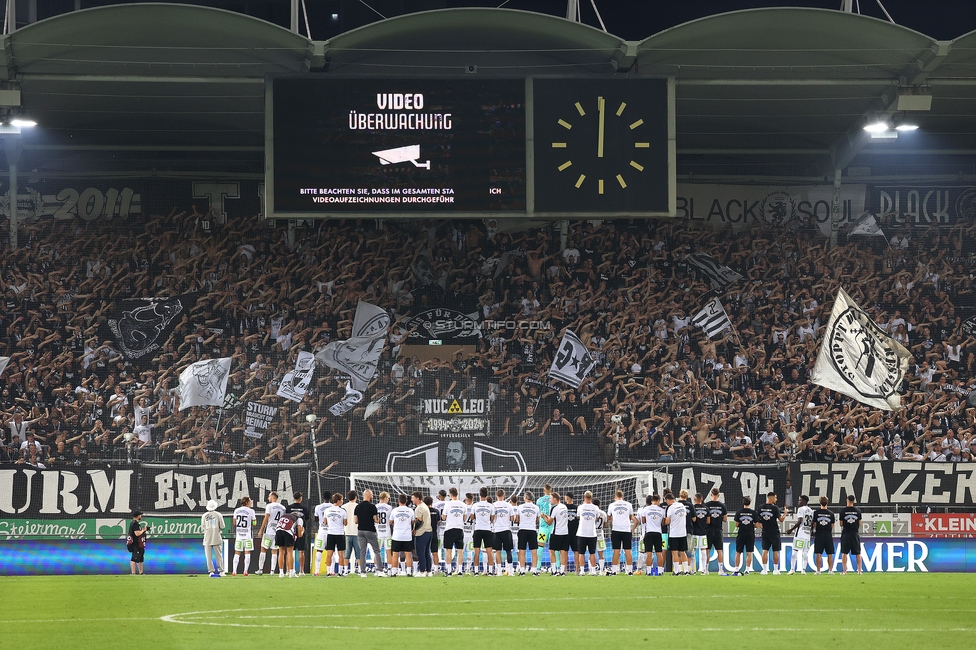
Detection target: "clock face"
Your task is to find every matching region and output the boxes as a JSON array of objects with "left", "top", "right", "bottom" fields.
[{"left": 533, "top": 78, "right": 669, "bottom": 214}]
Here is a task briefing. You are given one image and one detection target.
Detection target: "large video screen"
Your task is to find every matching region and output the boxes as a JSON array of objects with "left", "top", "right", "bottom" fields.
[{"left": 272, "top": 78, "right": 526, "bottom": 214}]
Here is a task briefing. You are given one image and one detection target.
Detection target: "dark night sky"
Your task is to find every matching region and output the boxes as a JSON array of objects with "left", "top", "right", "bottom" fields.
[{"left": 451, "top": 0, "right": 976, "bottom": 41}]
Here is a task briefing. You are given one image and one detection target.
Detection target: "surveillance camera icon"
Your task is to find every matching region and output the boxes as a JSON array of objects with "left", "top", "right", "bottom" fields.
[{"left": 372, "top": 145, "right": 431, "bottom": 170}]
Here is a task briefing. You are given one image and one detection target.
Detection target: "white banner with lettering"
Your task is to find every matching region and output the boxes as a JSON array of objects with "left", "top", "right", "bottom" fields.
[{"left": 674, "top": 183, "right": 867, "bottom": 236}]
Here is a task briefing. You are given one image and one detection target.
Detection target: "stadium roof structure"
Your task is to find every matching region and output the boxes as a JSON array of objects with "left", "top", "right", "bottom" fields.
[{"left": 4, "top": 4, "right": 976, "bottom": 182}]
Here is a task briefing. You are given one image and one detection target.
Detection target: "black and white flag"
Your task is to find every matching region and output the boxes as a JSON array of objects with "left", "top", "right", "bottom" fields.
[
  {"left": 316, "top": 301, "right": 389, "bottom": 391},
  {"left": 685, "top": 253, "right": 743, "bottom": 289},
  {"left": 812, "top": 287, "right": 912, "bottom": 410},
  {"left": 178, "top": 358, "right": 231, "bottom": 411},
  {"left": 548, "top": 329, "right": 596, "bottom": 389},
  {"left": 107, "top": 292, "right": 201, "bottom": 359},
  {"left": 364, "top": 394, "right": 389, "bottom": 420},
  {"left": 329, "top": 381, "right": 364, "bottom": 417},
  {"left": 276, "top": 351, "right": 315, "bottom": 403},
  {"left": 692, "top": 298, "right": 733, "bottom": 340},
  {"left": 848, "top": 212, "right": 886, "bottom": 237},
  {"left": 0, "top": 356, "right": 9, "bottom": 377}
]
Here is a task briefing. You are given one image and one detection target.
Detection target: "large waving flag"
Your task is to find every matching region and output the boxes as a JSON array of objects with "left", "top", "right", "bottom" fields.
[
  {"left": 106, "top": 292, "right": 201, "bottom": 359},
  {"left": 811, "top": 287, "right": 911, "bottom": 410},
  {"left": 277, "top": 351, "right": 315, "bottom": 403},
  {"left": 178, "top": 358, "right": 232, "bottom": 411},
  {"left": 692, "top": 298, "right": 733, "bottom": 340},
  {"left": 685, "top": 253, "right": 743, "bottom": 289},
  {"left": 548, "top": 329, "right": 596, "bottom": 389},
  {"left": 316, "top": 301, "right": 389, "bottom": 391}
]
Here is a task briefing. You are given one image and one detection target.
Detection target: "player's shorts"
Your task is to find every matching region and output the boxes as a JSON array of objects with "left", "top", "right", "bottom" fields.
[
  {"left": 568, "top": 535, "right": 578, "bottom": 553},
  {"left": 472, "top": 530, "right": 494, "bottom": 550},
  {"left": 293, "top": 534, "right": 307, "bottom": 551},
  {"left": 761, "top": 536, "right": 782, "bottom": 552},
  {"left": 431, "top": 532, "right": 440, "bottom": 553},
  {"left": 792, "top": 536, "right": 810, "bottom": 550},
  {"left": 130, "top": 547, "right": 145, "bottom": 563},
  {"left": 840, "top": 533, "right": 861, "bottom": 555},
  {"left": 693, "top": 535, "right": 707, "bottom": 550},
  {"left": 261, "top": 532, "right": 278, "bottom": 550},
  {"left": 493, "top": 531, "right": 514, "bottom": 551},
  {"left": 517, "top": 529, "right": 539, "bottom": 550},
  {"left": 391, "top": 539, "right": 414, "bottom": 553},
  {"left": 577, "top": 536, "right": 597, "bottom": 555},
  {"left": 379, "top": 536, "right": 391, "bottom": 549},
  {"left": 549, "top": 533, "right": 571, "bottom": 552},
  {"left": 314, "top": 534, "right": 327, "bottom": 551},
  {"left": 610, "top": 530, "right": 631, "bottom": 550},
  {"left": 735, "top": 536, "right": 755, "bottom": 554},
  {"left": 235, "top": 538, "right": 254, "bottom": 552},
  {"left": 597, "top": 535, "right": 606, "bottom": 552},
  {"left": 706, "top": 528, "right": 724, "bottom": 550},
  {"left": 643, "top": 532, "right": 663, "bottom": 553},
  {"left": 814, "top": 536, "right": 835, "bottom": 555},
  {"left": 275, "top": 530, "right": 295, "bottom": 548},
  {"left": 443, "top": 529, "right": 465, "bottom": 550},
  {"left": 669, "top": 535, "right": 688, "bottom": 553},
  {"left": 325, "top": 534, "right": 345, "bottom": 552},
  {"left": 537, "top": 530, "right": 549, "bottom": 545}
]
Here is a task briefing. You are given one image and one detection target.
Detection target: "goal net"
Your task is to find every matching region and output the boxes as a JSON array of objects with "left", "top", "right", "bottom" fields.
[{"left": 349, "top": 472, "right": 653, "bottom": 510}]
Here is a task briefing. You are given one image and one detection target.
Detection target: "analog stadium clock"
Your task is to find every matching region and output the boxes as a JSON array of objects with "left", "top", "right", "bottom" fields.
[{"left": 533, "top": 78, "right": 671, "bottom": 215}]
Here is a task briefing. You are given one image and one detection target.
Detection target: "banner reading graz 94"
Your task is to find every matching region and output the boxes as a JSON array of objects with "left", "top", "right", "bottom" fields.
[
  {"left": 794, "top": 462, "right": 976, "bottom": 507},
  {"left": 638, "top": 463, "right": 788, "bottom": 511},
  {"left": 0, "top": 463, "right": 311, "bottom": 517}
]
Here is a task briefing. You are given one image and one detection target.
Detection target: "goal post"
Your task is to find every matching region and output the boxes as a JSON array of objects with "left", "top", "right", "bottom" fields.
[{"left": 349, "top": 471, "right": 654, "bottom": 508}]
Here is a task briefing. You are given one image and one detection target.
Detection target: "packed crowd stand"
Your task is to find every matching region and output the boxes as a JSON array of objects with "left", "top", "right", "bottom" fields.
[{"left": 2, "top": 208, "right": 976, "bottom": 470}]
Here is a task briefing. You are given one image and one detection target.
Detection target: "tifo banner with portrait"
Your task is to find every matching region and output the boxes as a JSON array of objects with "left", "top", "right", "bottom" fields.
[
  {"left": 793, "top": 462, "right": 976, "bottom": 507},
  {"left": 674, "top": 183, "right": 867, "bottom": 235},
  {"left": 0, "top": 463, "right": 311, "bottom": 517}
]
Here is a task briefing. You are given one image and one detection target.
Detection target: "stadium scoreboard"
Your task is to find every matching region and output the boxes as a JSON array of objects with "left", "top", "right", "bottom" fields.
[{"left": 268, "top": 77, "right": 675, "bottom": 218}]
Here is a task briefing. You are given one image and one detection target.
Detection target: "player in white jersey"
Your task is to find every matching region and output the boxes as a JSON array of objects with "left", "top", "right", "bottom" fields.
[
  {"left": 321, "top": 493, "right": 348, "bottom": 576},
  {"left": 432, "top": 490, "right": 447, "bottom": 572},
  {"left": 492, "top": 489, "right": 516, "bottom": 575},
  {"left": 441, "top": 488, "right": 468, "bottom": 575},
  {"left": 232, "top": 496, "right": 257, "bottom": 576},
  {"left": 575, "top": 492, "right": 602, "bottom": 575},
  {"left": 468, "top": 487, "right": 496, "bottom": 575},
  {"left": 593, "top": 499, "right": 609, "bottom": 573},
  {"left": 375, "top": 492, "right": 393, "bottom": 570},
  {"left": 607, "top": 490, "right": 638, "bottom": 575},
  {"left": 514, "top": 492, "right": 541, "bottom": 575},
  {"left": 541, "top": 492, "right": 569, "bottom": 575},
  {"left": 389, "top": 493, "right": 415, "bottom": 576},
  {"left": 256, "top": 492, "right": 287, "bottom": 575},
  {"left": 787, "top": 494, "right": 814, "bottom": 575},
  {"left": 639, "top": 494, "right": 667, "bottom": 576},
  {"left": 664, "top": 493, "right": 690, "bottom": 575},
  {"left": 462, "top": 494, "right": 475, "bottom": 572},
  {"left": 313, "top": 493, "right": 331, "bottom": 576}
]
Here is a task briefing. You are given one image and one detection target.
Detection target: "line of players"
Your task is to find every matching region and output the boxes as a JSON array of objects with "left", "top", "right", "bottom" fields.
[{"left": 228, "top": 484, "right": 866, "bottom": 577}]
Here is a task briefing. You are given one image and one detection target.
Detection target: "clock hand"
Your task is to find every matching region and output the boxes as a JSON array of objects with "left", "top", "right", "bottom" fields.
[{"left": 597, "top": 96, "right": 605, "bottom": 158}]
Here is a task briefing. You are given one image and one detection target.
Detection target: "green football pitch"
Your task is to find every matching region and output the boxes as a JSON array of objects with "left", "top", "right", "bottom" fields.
[{"left": 6, "top": 573, "right": 974, "bottom": 649}]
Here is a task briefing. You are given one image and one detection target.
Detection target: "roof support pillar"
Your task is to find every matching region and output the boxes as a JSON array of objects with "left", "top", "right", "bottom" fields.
[{"left": 829, "top": 168, "right": 843, "bottom": 249}]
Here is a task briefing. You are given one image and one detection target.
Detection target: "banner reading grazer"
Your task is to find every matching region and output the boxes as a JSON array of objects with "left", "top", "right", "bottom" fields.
[
  {"left": 793, "top": 462, "right": 976, "bottom": 507},
  {"left": 0, "top": 463, "right": 310, "bottom": 517}
]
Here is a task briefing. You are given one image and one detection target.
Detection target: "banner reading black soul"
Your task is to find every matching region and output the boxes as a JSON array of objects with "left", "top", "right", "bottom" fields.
[
  {"left": 0, "top": 463, "right": 311, "bottom": 517},
  {"left": 793, "top": 462, "right": 976, "bottom": 507}
]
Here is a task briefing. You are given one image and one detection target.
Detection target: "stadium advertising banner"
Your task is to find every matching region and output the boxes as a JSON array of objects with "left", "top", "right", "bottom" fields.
[
  {"left": 0, "top": 515, "right": 205, "bottom": 540},
  {"left": 675, "top": 183, "right": 867, "bottom": 236},
  {"left": 0, "top": 463, "right": 310, "bottom": 517},
  {"left": 793, "top": 462, "right": 976, "bottom": 507},
  {"left": 868, "top": 185, "right": 976, "bottom": 225},
  {"left": 911, "top": 513, "right": 976, "bottom": 538},
  {"left": 0, "top": 539, "right": 208, "bottom": 575},
  {"left": 272, "top": 78, "right": 526, "bottom": 215},
  {"left": 718, "top": 538, "right": 976, "bottom": 574}
]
